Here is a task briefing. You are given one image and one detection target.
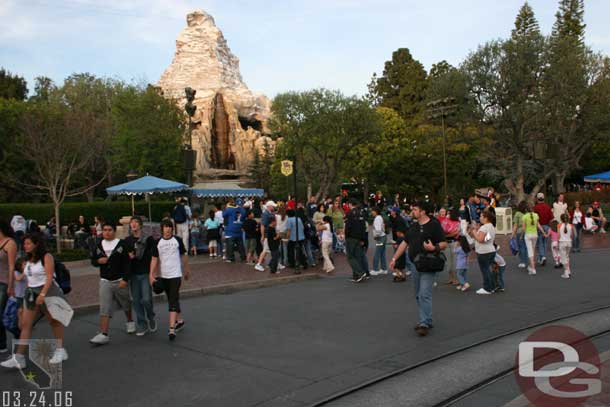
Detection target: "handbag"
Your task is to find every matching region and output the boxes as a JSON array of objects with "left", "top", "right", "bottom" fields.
[
  {"left": 2, "top": 297, "right": 20, "bottom": 336},
  {"left": 413, "top": 250, "right": 446, "bottom": 273},
  {"left": 509, "top": 236, "right": 519, "bottom": 255}
]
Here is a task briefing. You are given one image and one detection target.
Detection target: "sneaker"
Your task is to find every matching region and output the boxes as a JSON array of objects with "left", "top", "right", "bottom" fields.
[
  {"left": 168, "top": 328, "right": 176, "bottom": 341},
  {"left": 415, "top": 325, "right": 429, "bottom": 337},
  {"left": 414, "top": 323, "right": 434, "bottom": 330},
  {"left": 356, "top": 274, "right": 366, "bottom": 283},
  {"left": 456, "top": 285, "right": 463, "bottom": 290},
  {"left": 461, "top": 283, "right": 470, "bottom": 292},
  {"left": 518, "top": 263, "right": 526, "bottom": 268},
  {"left": 0, "top": 347, "right": 7, "bottom": 354},
  {"left": 527, "top": 266, "right": 536, "bottom": 275},
  {"left": 379, "top": 270, "right": 389, "bottom": 275},
  {"left": 136, "top": 329, "right": 148, "bottom": 337},
  {"left": 369, "top": 270, "right": 380, "bottom": 276},
  {"left": 476, "top": 288, "right": 492, "bottom": 295},
  {"left": 278, "top": 264, "right": 286, "bottom": 270},
  {"left": 601, "top": 229, "right": 607, "bottom": 234},
  {"left": 90, "top": 332, "right": 110, "bottom": 345},
  {"left": 148, "top": 319, "right": 158, "bottom": 333},
  {"left": 254, "top": 264, "right": 265, "bottom": 272},
  {"left": 405, "top": 271, "right": 412, "bottom": 277},
  {"left": 1, "top": 354, "right": 26, "bottom": 369},
  {"left": 222, "top": 255, "right": 227, "bottom": 260},
  {"left": 561, "top": 273, "right": 571, "bottom": 279},
  {"left": 541, "top": 257, "right": 547, "bottom": 266},
  {"left": 175, "top": 320, "right": 185, "bottom": 332},
  {"left": 126, "top": 321, "right": 136, "bottom": 334},
  {"left": 225, "top": 259, "right": 233, "bottom": 263},
  {"left": 49, "top": 348, "right": 68, "bottom": 364},
  {"left": 497, "top": 288, "right": 505, "bottom": 292}
]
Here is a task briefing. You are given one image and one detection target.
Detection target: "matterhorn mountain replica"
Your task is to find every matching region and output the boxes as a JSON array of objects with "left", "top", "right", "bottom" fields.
[{"left": 157, "top": 9, "right": 274, "bottom": 184}]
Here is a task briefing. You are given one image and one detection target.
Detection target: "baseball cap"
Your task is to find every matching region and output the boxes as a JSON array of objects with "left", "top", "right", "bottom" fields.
[
  {"left": 593, "top": 201, "right": 600, "bottom": 206},
  {"left": 536, "top": 192, "right": 544, "bottom": 200},
  {"left": 266, "top": 200, "right": 277, "bottom": 208}
]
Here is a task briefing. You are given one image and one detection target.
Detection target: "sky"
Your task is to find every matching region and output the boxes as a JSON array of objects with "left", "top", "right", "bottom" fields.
[{"left": 1, "top": 0, "right": 610, "bottom": 98}]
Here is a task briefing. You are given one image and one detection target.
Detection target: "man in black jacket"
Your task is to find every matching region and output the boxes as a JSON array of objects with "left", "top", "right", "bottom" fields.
[
  {"left": 124, "top": 216, "right": 157, "bottom": 336},
  {"left": 89, "top": 223, "right": 135, "bottom": 345},
  {"left": 345, "top": 199, "right": 369, "bottom": 283}
]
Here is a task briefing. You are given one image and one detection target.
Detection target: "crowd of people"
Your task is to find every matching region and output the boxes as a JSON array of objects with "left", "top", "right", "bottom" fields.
[{"left": 0, "top": 189, "right": 607, "bottom": 371}]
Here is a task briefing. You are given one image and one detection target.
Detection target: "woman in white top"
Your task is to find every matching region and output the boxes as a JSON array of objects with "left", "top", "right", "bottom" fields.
[
  {"left": 370, "top": 207, "right": 387, "bottom": 275},
  {"left": 571, "top": 201, "right": 584, "bottom": 252},
  {"left": 552, "top": 194, "right": 568, "bottom": 223},
  {"left": 317, "top": 216, "right": 335, "bottom": 273},
  {"left": 468, "top": 210, "right": 497, "bottom": 295},
  {"left": 1, "top": 234, "right": 68, "bottom": 369},
  {"left": 558, "top": 213, "right": 574, "bottom": 279}
]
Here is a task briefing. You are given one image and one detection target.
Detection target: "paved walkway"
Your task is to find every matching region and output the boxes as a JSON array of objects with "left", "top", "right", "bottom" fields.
[{"left": 2, "top": 237, "right": 610, "bottom": 406}]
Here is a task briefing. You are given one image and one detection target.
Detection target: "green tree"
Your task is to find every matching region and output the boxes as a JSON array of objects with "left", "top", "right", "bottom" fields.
[
  {"left": 0, "top": 68, "right": 28, "bottom": 100},
  {"left": 270, "top": 89, "right": 380, "bottom": 199},
  {"left": 30, "top": 76, "right": 56, "bottom": 102},
  {"left": 111, "top": 84, "right": 185, "bottom": 184},
  {"left": 368, "top": 48, "right": 428, "bottom": 123}
]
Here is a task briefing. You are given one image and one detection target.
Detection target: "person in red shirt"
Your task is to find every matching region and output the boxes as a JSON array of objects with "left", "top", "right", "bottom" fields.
[{"left": 533, "top": 192, "right": 553, "bottom": 266}]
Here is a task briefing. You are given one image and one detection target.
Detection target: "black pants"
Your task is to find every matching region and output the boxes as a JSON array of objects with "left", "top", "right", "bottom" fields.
[
  {"left": 346, "top": 238, "right": 369, "bottom": 279},
  {"left": 226, "top": 236, "right": 246, "bottom": 262},
  {"left": 288, "top": 241, "right": 308, "bottom": 269},
  {"left": 269, "top": 249, "right": 280, "bottom": 273},
  {"left": 160, "top": 277, "right": 182, "bottom": 313}
]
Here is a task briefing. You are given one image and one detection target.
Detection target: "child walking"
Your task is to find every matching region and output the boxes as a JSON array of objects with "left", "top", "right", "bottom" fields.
[
  {"left": 493, "top": 250, "right": 506, "bottom": 292},
  {"left": 455, "top": 236, "right": 471, "bottom": 292},
  {"left": 549, "top": 220, "right": 561, "bottom": 268},
  {"left": 559, "top": 213, "right": 574, "bottom": 279}
]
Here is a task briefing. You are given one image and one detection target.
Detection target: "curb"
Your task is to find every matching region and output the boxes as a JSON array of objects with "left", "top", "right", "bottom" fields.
[{"left": 73, "top": 273, "right": 322, "bottom": 316}]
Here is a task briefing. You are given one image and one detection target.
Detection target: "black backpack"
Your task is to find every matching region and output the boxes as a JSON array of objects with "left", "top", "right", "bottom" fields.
[
  {"left": 53, "top": 259, "right": 72, "bottom": 294},
  {"left": 172, "top": 205, "right": 187, "bottom": 224}
]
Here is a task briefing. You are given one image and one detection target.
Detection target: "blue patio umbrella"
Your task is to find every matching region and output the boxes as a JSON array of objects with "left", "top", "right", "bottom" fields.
[
  {"left": 584, "top": 170, "right": 610, "bottom": 184},
  {"left": 106, "top": 175, "right": 188, "bottom": 220}
]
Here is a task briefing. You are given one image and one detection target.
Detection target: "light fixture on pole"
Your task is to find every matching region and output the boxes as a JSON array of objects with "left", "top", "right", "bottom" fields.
[{"left": 126, "top": 169, "right": 139, "bottom": 215}]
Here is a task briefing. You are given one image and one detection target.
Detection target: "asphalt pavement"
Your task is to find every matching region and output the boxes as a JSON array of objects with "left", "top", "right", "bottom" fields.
[{"left": 2, "top": 247, "right": 610, "bottom": 407}]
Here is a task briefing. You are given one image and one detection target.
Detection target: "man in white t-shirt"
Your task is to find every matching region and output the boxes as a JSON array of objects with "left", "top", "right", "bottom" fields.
[
  {"left": 214, "top": 205, "right": 225, "bottom": 258},
  {"left": 150, "top": 219, "right": 190, "bottom": 341},
  {"left": 552, "top": 194, "right": 568, "bottom": 223}
]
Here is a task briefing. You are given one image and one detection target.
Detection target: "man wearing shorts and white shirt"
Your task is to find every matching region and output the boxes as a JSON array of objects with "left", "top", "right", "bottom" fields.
[
  {"left": 149, "top": 219, "right": 190, "bottom": 341},
  {"left": 90, "top": 223, "right": 135, "bottom": 345},
  {"left": 255, "top": 201, "right": 278, "bottom": 272}
]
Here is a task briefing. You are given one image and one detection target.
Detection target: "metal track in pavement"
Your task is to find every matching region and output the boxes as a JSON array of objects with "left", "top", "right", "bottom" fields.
[{"left": 312, "top": 304, "right": 610, "bottom": 406}]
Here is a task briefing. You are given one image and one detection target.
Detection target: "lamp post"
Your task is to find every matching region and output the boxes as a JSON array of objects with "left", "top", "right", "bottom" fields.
[
  {"left": 184, "top": 87, "right": 198, "bottom": 187},
  {"left": 426, "top": 98, "right": 458, "bottom": 206},
  {"left": 126, "top": 169, "right": 138, "bottom": 215}
]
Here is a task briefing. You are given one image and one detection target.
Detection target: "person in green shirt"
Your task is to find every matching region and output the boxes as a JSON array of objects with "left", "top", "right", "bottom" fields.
[
  {"left": 327, "top": 200, "right": 345, "bottom": 252},
  {"left": 521, "top": 206, "right": 546, "bottom": 275},
  {"left": 511, "top": 201, "right": 529, "bottom": 269}
]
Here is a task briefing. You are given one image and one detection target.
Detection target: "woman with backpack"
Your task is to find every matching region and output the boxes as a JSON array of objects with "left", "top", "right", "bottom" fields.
[
  {"left": 1, "top": 233, "right": 68, "bottom": 369},
  {"left": 0, "top": 219, "right": 18, "bottom": 353},
  {"left": 370, "top": 207, "right": 387, "bottom": 275}
]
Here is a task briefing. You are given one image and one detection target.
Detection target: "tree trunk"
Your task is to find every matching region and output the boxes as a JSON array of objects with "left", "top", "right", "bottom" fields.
[
  {"left": 54, "top": 201, "right": 61, "bottom": 254},
  {"left": 551, "top": 172, "right": 566, "bottom": 195},
  {"left": 85, "top": 189, "right": 94, "bottom": 202},
  {"left": 307, "top": 181, "right": 313, "bottom": 201}
]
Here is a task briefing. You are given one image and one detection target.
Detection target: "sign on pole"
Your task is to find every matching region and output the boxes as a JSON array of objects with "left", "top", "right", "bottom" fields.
[{"left": 281, "top": 160, "right": 293, "bottom": 176}]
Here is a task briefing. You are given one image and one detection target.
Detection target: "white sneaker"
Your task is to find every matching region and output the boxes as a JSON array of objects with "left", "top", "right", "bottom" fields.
[
  {"left": 379, "top": 270, "right": 388, "bottom": 275},
  {"left": 405, "top": 271, "right": 412, "bottom": 276},
  {"left": 90, "top": 333, "right": 110, "bottom": 345},
  {"left": 476, "top": 288, "right": 492, "bottom": 295},
  {"left": 369, "top": 270, "right": 380, "bottom": 276},
  {"left": 126, "top": 321, "right": 136, "bottom": 334},
  {"left": 254, "top": 264, "right": 265, "bottom": 272},
  {"left": 1, "top": 354, "right": 26, "bottom": 369},
  {"left": 49, "top": 348, "right": 68, "bottom": 364},
  {"left": 528, "top": 267, "right": 537, "bottom": 275},
  {"left": 278, "top": 264, "right": 286, "bottom": 270},
  {"left": 518, "top": 263, "right": 526, "bottom": 268},
  {"left": 601, "top": 229, "right": 607, "bottom": 234}
]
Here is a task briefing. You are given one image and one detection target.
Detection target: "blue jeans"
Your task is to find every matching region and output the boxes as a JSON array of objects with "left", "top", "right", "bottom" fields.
[
  {"left": 456, "top": 268, "right": 468, "bottom": 285},
  {"left": 573, "top": 223, "right": 582, "bottom": 250},
  {"left": 413, "top": 270, "right": 436, "bottom": 327},
  {"left": 281, "top": 241, "right": 289, "bottom": 266},
  {"left": 373, "top": 235, "right": 387, "bottom": 271},
  {"left": 130, "top": 274, "right": 155, "bottom": 331},
  {"left": 405, "top": 253, "right": 417, "bottom": 274},
  {"left": 536, "top": 225, "right": 550, "bottom": 262},
  {"left": 517, "top": 233, "right": 528, "bottom": 265},
  {"left": 496, "top": 265, "right": 506, "bottom": 290},
  {"left": 476, "top": 251, "right": 496, "bottom": 292},
  {"left": 304, "top": 239, "right": 315, "bottom": 266}
]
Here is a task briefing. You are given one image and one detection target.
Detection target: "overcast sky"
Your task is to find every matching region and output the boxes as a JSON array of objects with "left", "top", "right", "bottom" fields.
[{"left": 2, "top": 0, "right": 610, "bottom": 98}]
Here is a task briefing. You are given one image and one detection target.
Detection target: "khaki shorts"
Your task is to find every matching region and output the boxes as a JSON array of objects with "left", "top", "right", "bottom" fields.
[
  {"left": 99, "top": 279, "right": 132, "bottom": 317},
  {"left": 246, "top": 238, "right": 257, "bottom": 255},
  {"left": 262, "top": 238, "right": 270, "bottom": 254}
]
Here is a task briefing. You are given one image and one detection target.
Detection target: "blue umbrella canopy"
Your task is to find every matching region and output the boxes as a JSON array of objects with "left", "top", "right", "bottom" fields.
[
  {"left": 584, "top": 170, "right": 610, "bottom": 184},
  {"left": 106, "top": 175, "right": 188, "bottom": 196}
]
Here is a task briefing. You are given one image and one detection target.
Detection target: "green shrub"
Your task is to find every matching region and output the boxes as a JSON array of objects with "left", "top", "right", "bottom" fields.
[
  {"left": 0, "top": 201, "right": 176, "bottom": 225},
  {"left": 564, "top": 190, "right": 610, "bottom": 207}
]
